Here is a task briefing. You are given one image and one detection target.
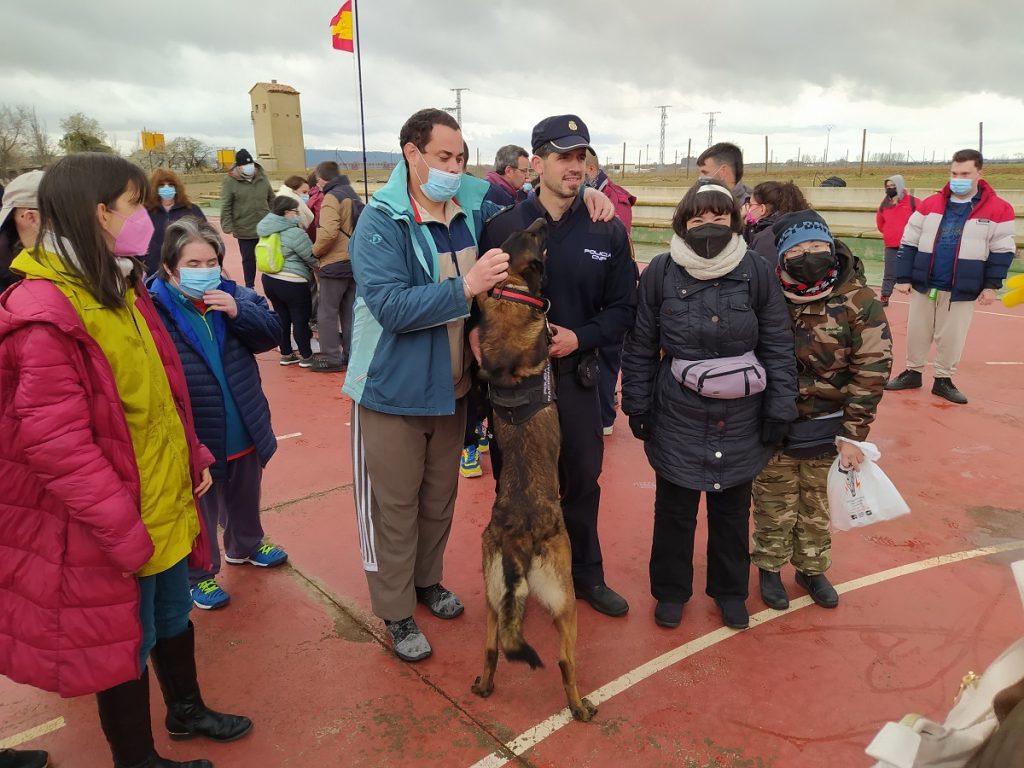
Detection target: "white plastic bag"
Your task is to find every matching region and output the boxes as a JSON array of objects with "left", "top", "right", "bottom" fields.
[{"left": 826, "top": 437, "right": 910, "bottom": 531}]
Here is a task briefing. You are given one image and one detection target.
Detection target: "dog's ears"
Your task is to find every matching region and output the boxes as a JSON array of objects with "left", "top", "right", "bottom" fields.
[{"left": 526, "top": 217, "right": 548, "bottom": 235}]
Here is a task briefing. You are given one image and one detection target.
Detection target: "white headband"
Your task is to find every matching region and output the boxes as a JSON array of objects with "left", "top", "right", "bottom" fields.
[{"left": 696, "top": 184, "right": 733, "bottom": 199}]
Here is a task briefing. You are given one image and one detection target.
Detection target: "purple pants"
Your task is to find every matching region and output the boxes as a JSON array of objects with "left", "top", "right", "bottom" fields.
[{"left": 188, "top": 450, "right": 265, "bottom": 586}]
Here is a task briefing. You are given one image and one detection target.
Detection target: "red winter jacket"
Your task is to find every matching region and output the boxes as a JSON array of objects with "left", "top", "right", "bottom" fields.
[
  {"left": 875, "top": 193, "right": 919, "bottom": 248},
  {"left": 595, "top": 171, "right": 637, "bottom": 230},
  {"left": 0, "top": 278, "right": 213, "bottom": 698}
]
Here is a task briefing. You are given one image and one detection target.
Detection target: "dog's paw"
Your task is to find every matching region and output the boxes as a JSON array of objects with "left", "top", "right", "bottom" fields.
[
  {"left": 571, "top": 698, "right": 597, "bottom": 722},
  {"left": 471, "top": 676, "right": 493, "bottom": 698}
]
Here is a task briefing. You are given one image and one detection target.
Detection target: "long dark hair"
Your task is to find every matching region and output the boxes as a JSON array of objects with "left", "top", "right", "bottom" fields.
[
  {"left": 752, "top": 180, "right": 810, "bottom": 216},
  {"left": 34, "top": 153, "right": 148, "bottom": 308}
]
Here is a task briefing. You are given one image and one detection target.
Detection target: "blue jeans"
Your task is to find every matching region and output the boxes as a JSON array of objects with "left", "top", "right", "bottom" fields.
[{"left": 138, "top": 557, "right": 192, "bottom": 670}]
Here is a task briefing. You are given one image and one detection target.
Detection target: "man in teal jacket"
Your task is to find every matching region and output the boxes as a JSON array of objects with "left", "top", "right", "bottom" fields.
[{"left": 343, "top": 109, "right": 511, "bottom": 661}]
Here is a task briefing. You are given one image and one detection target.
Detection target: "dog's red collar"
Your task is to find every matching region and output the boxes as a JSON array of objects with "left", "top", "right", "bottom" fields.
[{"left": 490, "top": 285, "right": 550, "bottom": 313}]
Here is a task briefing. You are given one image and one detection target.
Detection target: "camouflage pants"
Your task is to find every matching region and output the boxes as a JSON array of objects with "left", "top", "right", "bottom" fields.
[{"left": 751, "top": 452, "right": 833, "bottom": 575}]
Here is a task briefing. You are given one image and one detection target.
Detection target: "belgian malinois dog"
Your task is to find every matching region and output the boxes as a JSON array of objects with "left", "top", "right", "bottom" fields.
[{"left": 470, "top": 217, "right": 596, "bottom": 722}]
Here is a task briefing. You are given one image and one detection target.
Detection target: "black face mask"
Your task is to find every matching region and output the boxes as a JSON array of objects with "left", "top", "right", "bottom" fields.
[
  {"left": 785, "top": 251, "right": 836, "bottom": 285},
  {"left": 885, "top": 187, "right": 898, "bottom": 198},
  {"left": 683, "top": 223, "right": 733, "bottom": 259}
]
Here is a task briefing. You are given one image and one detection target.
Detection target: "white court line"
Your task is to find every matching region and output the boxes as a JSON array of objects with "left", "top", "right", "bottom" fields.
[
  {"left": 0, "top": 717, "right": 65, "bottom": 749},
  {"left": 275, "top": 432, "right": 303, "bottom": 441},
  {"left": 986, "top": 361, "right": 1024, "bottom": 365},
  {"left": 469, "top": 541, "right": 1024, "bottom": 768}
]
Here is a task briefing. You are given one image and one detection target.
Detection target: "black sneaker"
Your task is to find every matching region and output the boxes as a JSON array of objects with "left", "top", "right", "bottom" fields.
[
  {"left": 715, "top": 599, "right": 749, "bottom": 630},
  {"left": 932, "top": 377, "right": 968, "bottom": 404},
  {"left": 415, "top": 583, "right": 465, "bottom": 619},
  {"left": 795, "top": 571, "right": 839, "bottom": 608},
  {"left": 309, "top": 355, "right": 346, "bottom": 373},
  {"left": 885, "top": 369, "right": 922, "bottom": 391},
  {"left": 758, "top": 568, "right": 790, "bottom": 610}
]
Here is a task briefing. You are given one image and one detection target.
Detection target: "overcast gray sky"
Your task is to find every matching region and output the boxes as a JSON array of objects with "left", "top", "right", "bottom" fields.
[{"left": 3, "top": 0, "right": 1023, "bottom": 167}]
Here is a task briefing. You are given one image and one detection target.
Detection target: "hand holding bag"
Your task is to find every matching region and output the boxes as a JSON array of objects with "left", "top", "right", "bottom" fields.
[{"left": 827, "top": 437, "right": 910, "bottom": 531}]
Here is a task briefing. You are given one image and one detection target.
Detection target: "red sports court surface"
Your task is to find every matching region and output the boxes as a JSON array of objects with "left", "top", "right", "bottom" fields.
[{"left": 3, "top": 229, "right": 1023, "bottom": 767}]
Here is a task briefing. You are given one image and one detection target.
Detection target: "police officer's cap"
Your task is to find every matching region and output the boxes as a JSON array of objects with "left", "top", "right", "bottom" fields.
[{"left": 531, "top": 115, "right": 592, "bottom": 155}]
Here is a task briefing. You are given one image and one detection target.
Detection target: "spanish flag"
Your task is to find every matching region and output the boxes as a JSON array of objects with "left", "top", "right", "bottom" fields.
[{"left": 330, "top": 1, "right": 354, "bottom": 52}]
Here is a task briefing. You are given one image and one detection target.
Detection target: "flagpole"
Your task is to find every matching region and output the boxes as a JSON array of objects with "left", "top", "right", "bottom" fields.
[{"left": 352, "top": 0, "right": 369, "bottom": 201}]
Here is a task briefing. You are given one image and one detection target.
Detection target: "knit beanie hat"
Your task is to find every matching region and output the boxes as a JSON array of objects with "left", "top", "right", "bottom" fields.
[
  {"left": 235, "top": 148, "right": 254, "bottom": 166},
  {"left": 773, "top": 210, "right": 834, "bottom": 263}
]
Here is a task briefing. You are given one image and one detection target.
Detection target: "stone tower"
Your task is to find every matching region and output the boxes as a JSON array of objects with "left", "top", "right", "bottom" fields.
[{"left": 249, "top": 80, "right": 306, "bottom": 172}]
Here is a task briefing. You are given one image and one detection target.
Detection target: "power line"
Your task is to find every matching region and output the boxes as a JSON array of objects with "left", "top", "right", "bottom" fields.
[{"left": 656, "top": 105, "right": 671, "bottom": 166}]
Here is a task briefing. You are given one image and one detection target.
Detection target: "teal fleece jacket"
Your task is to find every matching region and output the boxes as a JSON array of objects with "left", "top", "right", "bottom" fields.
[{"left": 256, "top": 214, "right": 317, "bottom": 281}]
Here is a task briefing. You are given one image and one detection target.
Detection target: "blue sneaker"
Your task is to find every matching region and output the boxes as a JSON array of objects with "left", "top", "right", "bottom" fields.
[
  {"left": 191, "top": 578, "right": 230, "bottom": 610},
  {"left": 224, "top": 543, "right": 288, "bottom": 568},
  {"left": 475, "top": 421, "right": 491, "bottom": 453},
  {"left": 460, "top": 445, "right": 482, "bottom": 478}
]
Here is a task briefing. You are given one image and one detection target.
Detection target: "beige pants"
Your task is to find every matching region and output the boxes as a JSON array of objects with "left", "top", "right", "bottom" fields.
[
  {"left": 351, "top": 399, "right": 467, "bottom": 621},
  {"left": 906, "top": 289, "right": 976, "bottom": 377}
]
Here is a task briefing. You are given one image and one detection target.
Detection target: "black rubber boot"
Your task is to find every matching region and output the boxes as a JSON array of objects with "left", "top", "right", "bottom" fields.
[
  {"left": 795, "top": 571, "right": 839, "bottom": 608},
  {"left": 150, "top": 623, "right": 253, "bottom": 743},
  {"left": 884, "top": 369, "right": 922, "bottom": 391},
  {"left": 96, "top": 668, "right": 213, "bottom": 768},
  {"left": 932, "top": 377, "right": 968, "bottom": 404},
  {"left": 758, "top": 569, "right": 790, "bottom": 610}
]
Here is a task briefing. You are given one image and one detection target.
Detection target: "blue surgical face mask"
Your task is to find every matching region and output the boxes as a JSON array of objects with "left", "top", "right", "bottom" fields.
[
  {"left": 177, "top": 267, "right": 221, "bottom": 299},
  {"left": 158, "top": 184, "right": 176, "bottom": 201},
  {"left": 415, "top": 151, "right": 461, "bottom": 202},
  {"left": 949, "top": 178, "right": 973, "bottom": 196},
  {"left": 301, "top": 193, "right": 309, "bottom": 203},
  {"left": 521, "top": 181, "right": 533, "bottom": 194},
  {"left": 240, "top": 163, "right": 256, "bottom": 177}
]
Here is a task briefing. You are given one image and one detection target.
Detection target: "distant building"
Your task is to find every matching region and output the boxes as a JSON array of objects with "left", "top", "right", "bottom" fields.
[{"left": 249, "top": 80, "right": 306, "bottom": 172}]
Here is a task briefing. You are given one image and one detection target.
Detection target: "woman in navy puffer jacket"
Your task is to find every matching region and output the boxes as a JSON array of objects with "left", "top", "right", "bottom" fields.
[{"left": 149, "top": 216, "right": 286, "bottom": 612}]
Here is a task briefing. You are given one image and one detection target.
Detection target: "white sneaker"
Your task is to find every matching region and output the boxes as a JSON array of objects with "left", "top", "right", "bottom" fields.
[{"left": 602, "top": 425, "right": 614, "bottom": 436}]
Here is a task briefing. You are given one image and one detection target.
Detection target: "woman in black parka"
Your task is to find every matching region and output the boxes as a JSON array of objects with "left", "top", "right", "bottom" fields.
[{"left": 621, "top": 181, "right": 797, "bottom": 631}]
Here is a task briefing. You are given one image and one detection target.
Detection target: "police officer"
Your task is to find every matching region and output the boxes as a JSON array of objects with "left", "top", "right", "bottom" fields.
[{"left": 479, "top": 115, "right": 638, "bottom": 616}]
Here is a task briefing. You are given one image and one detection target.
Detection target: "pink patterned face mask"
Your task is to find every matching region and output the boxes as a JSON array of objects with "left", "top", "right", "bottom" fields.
[{"left": 108, "top": 206, "right": 155, "bottom": 257}]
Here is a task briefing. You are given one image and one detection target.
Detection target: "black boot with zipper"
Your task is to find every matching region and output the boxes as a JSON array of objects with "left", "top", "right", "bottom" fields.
[{"left": 150, "top": 622, "right": 253, "bottom": 743}]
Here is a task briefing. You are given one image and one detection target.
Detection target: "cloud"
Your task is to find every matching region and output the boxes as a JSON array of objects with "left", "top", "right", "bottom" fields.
[{"left": 2, "top": 0, "right": 1022, "bottom": 164}]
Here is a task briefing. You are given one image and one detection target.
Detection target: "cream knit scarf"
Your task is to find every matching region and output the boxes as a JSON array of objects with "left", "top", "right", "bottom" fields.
[{"left": 669, "top": 232, "right": 747, "bottom": 280}]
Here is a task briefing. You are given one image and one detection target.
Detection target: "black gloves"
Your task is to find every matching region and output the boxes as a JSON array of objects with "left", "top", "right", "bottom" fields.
[
  {"left": 629, "top": 414, "right": 651, "bottom": 442},
  {"left": 761, "top": 419, "right": 789, "bottom": 447}
]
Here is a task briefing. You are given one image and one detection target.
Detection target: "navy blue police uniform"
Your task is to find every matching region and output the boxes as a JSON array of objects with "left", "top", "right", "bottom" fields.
[{"left": 480, "top": 128, "right": 637, "bottom": 593}]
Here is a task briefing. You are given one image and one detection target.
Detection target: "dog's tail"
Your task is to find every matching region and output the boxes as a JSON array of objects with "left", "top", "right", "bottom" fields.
[{"left": 498, "top": 557, "right": 543, "bottom": 669}]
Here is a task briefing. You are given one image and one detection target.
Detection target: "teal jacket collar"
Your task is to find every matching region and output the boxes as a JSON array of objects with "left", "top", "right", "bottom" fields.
[{"left": 368, "top": 161, "right": 489, "bottom": 281}]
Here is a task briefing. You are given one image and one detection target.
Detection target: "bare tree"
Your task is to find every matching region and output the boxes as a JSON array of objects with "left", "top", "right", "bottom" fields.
[
  {"left": 0, "top": 105, "right": 27, "bottom": 179},
  {"left": 129, "top": 146, "right": 169, "bottom": 172},
  {"left": 167, "top": 137, "right": 211, "bottom": 173},
  {"left": 19, "top": 105, "right": 55, "bottom": 167}
]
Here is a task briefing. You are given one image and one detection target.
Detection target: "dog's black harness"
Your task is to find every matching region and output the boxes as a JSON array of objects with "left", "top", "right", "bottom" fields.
[
  {"left": 486, "top": 284, "right": 556, "bottom": 425},
  {"left": 488, "top": 362, "right": 556, "bottom": 425}
]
